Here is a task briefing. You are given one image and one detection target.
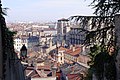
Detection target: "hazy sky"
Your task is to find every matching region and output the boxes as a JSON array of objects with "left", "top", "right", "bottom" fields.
[{"left": 2, "top": 0, "right": 94, "bottom": 22}]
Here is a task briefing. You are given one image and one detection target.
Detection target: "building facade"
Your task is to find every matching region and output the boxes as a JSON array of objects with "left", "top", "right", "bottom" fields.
[
  {"left": 57, "top": 18, "right": 70, "bottom": 44},
  {"left": 69, "top": 26, "right": 86, "bottom": 45},
  {"left": 14, "top": 37, "right": 23, "bottom": 52}
]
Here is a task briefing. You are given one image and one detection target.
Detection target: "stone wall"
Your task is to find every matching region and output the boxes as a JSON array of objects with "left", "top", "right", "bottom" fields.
[{"left": 115, "top": 14, "right": 120, "bottom": 80}]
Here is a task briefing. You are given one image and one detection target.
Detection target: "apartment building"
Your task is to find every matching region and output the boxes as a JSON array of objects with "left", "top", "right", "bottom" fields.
[
  {"left": 27, "top": 36, "right": 39, "bottom": 49},
  {"left": 14, "top": 37, "right": 23, "bottom": 52},
  {"left": 14, "top": 36, "right": 39, "bottom": 52},
  {"left": 69, "top": 25, "right": 87, "bottom": 45}
]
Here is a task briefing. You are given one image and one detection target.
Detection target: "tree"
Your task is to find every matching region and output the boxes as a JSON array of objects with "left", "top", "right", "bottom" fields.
[
  {"left": 69, "top": 0, "right": 120, "bottom": 80},
  {"left": 88, "top": 0, "right": 120, "bottom": 79},
  {"left": 0, "top": 0, "right": 16, "bottom": 79},
  {"left": 90, "top": 0, "right": 120, "bottom": 16}
]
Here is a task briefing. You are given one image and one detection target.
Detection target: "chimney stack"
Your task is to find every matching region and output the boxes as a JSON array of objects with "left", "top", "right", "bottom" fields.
[
  {"left": 49, "top": 38, "right": 52, "bottom": 48},
  {"left": 70, "top": 44, "right": 75, "bottom": 52},
  {"left": 62, "top": 40, "right": 65, "bottom": 47},
  {"left": 72, "top": 45, "right": 75, "bottom": 52},
  {"left": 51, "top": 62, "right": 57, "bottom": 77},
  {"left": 70, "top": 45, "right": 73, "bottom": 50}
]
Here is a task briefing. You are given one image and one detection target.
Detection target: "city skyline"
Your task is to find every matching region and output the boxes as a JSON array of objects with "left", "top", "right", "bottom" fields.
[{"left": 3, "top": 0, "right": 94, "bottom": 22}]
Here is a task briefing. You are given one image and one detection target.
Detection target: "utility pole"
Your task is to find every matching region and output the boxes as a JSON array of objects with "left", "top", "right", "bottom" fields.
[{"left": 0, "top": 0, "right": 3, "bottom": 80}]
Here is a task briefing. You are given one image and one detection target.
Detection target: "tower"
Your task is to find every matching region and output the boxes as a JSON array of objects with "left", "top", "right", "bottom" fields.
[{"left": 57, "top": 18, "right": 70, "bottom": 44}]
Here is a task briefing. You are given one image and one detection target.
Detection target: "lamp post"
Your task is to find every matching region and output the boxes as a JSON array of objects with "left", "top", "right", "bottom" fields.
[{"left": 20, "top": 44, "right": 27, "bottom": 62}]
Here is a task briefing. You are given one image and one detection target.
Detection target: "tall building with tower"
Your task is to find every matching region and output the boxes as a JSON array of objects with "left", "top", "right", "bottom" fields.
[{"left": 57, "top": 18, "right": 71, "bottom": 45}]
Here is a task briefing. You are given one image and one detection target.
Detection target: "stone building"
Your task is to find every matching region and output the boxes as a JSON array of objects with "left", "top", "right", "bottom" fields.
[
  {"left": 69, "top": 26, "right": 87, "bottom": 45},
  {"left": 57, "top": 18, "right": 71, "bottom": 44}
]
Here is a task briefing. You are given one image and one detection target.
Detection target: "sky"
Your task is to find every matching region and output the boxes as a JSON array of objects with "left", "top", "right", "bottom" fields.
[{"left": 2, "top": 0, "right": 94, "bottom": 22}]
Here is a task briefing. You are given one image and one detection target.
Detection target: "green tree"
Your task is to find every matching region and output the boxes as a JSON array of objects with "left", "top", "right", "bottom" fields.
[
  {"left": 69, "top": 0, "right": 120, "bottom": 80},
  {"left": 91, "top": 0, "right": 120, "bottom": 16},
  {"left": 0, "top": 0, "right": 16, "bottom": 79},
  {"left": 88, "top": 0, "right": 119, "bottom": 79}
]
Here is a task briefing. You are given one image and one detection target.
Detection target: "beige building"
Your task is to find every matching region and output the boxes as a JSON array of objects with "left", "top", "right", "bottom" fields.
[
  {"left": 64, "top": 46, "right": 81, "bottom": 63},
  {"left": 53, "top": 45, "right": 82, "bottom": 64},
  {"left": 57, "top": 49, "right": 65, "bottom": 64}
]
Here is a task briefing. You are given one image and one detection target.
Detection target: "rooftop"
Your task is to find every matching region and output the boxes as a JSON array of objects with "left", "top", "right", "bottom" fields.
[
  {"left": 58, "top": 18, "right": 69, "bottom": 21},
  {"left": 58, "top": 46, "right": 81, "bottom": 57}
]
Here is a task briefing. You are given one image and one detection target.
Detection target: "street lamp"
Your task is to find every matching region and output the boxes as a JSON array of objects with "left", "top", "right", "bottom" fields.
[{"left": 20, "top": 44, "right": 27, "bottom": 61}]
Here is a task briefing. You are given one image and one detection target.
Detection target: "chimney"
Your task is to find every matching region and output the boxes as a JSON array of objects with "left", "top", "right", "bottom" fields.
[
  {"left": 49, "top": 38, "right": 52, "bottom": 48},
  {"left": 52, "top": 67, "right": 57, "bottom": 77},
  {"left": 40, "top": 29, "right": 44, "bottom": 37},
  {"left": 41, "top": 69, "right": 44, "bottom": 74},
  {"left": 81, "top": 45, "right": 86, "bottom": 55},
  {"left": 62, "top": 40, "right": 65, "bottom": 47},
  {"left": 71, "top": 66, "right": 74, "bottom": 73},
  {"left": 51, "top": 61, "right": 57, "bottom": 77},
  {"left": 33, "top": 62, "right": 37, "bottom": 70},
  {"left": 70, "top": 45, "right": 73, "bottom": 50},
  {"left": 28, "top": 60, "right": 31, "bottom": 66},
  {"left": 72, "top": 46, "right": 75, "bottom": 52},
  {"left": 70, "top": 45, "right": 75, "bottom": 52},
  {"left": 56, "top": 41, "right": 59, "bottom": 47},
  {"left": 28, "top": 33, "right": 31, "bottom": 37}
]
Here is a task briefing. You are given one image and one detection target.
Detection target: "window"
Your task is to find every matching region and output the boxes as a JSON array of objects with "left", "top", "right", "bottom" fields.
[
  {"left": 61, "top": 57, "right": 62, "bottom": 61},
  {"left": 61, "top": 53, "right": 62, "bottom": 56}
]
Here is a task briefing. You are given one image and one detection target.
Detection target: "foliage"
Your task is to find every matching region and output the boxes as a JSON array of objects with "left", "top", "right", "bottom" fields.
[
  {"left": 88, "top": 0, "right": 119, "bottom": 79},
  {"left": 2, "top": 8, "right": 9, "bottom": 16},
  {"left": 85, "top": 44, "right": 117, "bottom": 80},
  {"left": 90, "top": 0, "right": 120, "bottom": 16},
  {"left": 69, "top": 0, "right": 120, "bottom": 46},
  {"left": 69, "top": 15, "right": 115, "bottom": 47},
  {"left": 69, "top": 0, "right": 120, "bottom": 79},
  {"left": 84, "top": 45, "right": 102, "bottom": 80},
  {"left": 0, "top": 1, "right": 16, "bottom": 58},
  {"left": 0, "top": 1, "right": 16, "bottom": 79},
  {"left": 87, "top": 45, "right": 105, "bottom": 66}
]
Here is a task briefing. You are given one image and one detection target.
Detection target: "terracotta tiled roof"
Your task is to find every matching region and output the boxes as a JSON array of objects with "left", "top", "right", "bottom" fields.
[
  {"left": 26, "top": 66, "right": 51, "bottom": 78},
  {"left": 58, "top": 47, "right": 67, "bottom": 51},
  {"left": 28, "top": 52, "right": 36, "bottom": 57},
  {"left": 26, "top": 69, "right": 33, "bottom": 75},
  {"left": 31, "top": 74, "right": 40, "bottom": 78},
  {"left": 70, "top": 48, "right": 81, "bottom": 56},
  {"left": 44, "top": 71, "right": 51, "bottom": 75},
  {"left": 67, "top": 74, "right": 83, "bottom": 80},
  {"left": 29, "top": 70, "right": 40, "bottom": 78},
  {"left": 36, "top": 58, "right": 44, "bottom": 63},
  {"left": 58, "top": 46, "right": 81, "bottom": 57},
  {"left": 66, "top": 48, "right": 81, "bottom": 57},
  {"left": 37, "top": 65, "right": 51, "bottom": 70},
  {"left": 27, "top": 66, "right": 34, "bottom": 70}
]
